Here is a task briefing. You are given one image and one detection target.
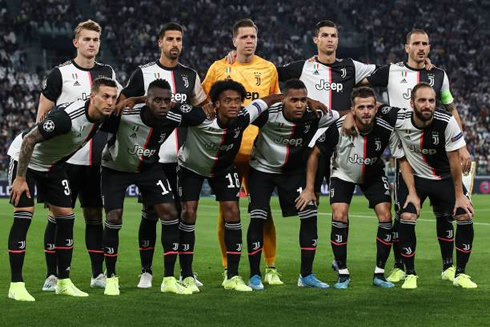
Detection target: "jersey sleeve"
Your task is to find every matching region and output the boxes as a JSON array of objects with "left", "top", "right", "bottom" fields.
[
  {"left": 252, "top": 111, "right": 269, "bottom": 128},
  {"left": 242, "top": 99, "right": 269, "bottom": 125},
  {"left": 202, "top": 62, "right": 219, "bottom": 97},
  {"left": 277, "top": 60, "right": 305, "bottom": 82},
  {"left": 37, "top": 108, "right": 72, "bottom": 140},
  {"left": 269, "top": 66, "right": 280, "bottom": 94},
  {"left": 353, "top": 60, "right": 377, "bottom": 84},
  {"left": 175, "top": 103, "right": 207, "bottom": 126},
  {"left": 318, "top": 109, "right": 340, "bottom": 128},
  {"left": 191, "top": 74, "right": 208, "bottom": 105},
  {"left": 315, "top": 124, "right": 339, "bottom": 159},
  {"left": 110, "top": 67, "right": 123, "bottom": 96},
  {"left": 100, "top": 114, "right": 121, "bottom": 133},
  {"left": 440, "top": 72, "right": 454, "bottom": 105},
  {"left": 389, "top": 131, "right": 405, "bottom": 159},
  {"left": 41, "top": 68, "right": 63, "bottom": 102},
  {"left": 366, "top": 64, "right": 390, "bottom": 87},
  {"left": 445, "top": 116, "right": 466, "bottom": 152},
  {"left": 377, "top": 105, "right": 401, "bottom": 126},
  {"left": 121, "top": 68, "right": 145, "bottom": 98}
]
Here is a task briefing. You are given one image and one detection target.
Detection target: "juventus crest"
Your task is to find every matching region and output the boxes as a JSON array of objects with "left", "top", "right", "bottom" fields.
[
  {"left": 375, "top": 139, "right": 382, "bottom": 151},
  {"left": 432, "top": 132, "right": 439, "bottom": 145},
  {"left": 254, "top": 72, "right": 261, "bottom": 86}
]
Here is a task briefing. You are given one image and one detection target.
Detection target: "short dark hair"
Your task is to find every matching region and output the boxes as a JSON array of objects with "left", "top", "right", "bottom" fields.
[
  {"left": 159, "top": 22, "right": 183, "bottom": 39},
  {"left": 406, "top": 29, "right": 428, "bottom": 44},
  {"left": 314, "top": 20, "right": 337, "bottom": 37},
  {"left": 350, "top": 87, "right": 376, "bottom": 105},
  {"left": 91, "top": 77, "right": 117, "bottom": 93},
  {"left": 209, "top": 80, "right": 247, "bottom": 103},
  {"left": 282, "top": 79, "right": 307, "bottom": 96},
  {"left": 233, "top": 18, "right": 258, "bottom": 37},
  {"left": 411, "top": 82, "right": 434, "bottom": 101},
  {"left": 148, "top": 79, "right": 171, "bottom": 95}
]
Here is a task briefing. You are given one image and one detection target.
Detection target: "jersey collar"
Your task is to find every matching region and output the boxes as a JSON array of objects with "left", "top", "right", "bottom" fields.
[
  {"left": 156, "top": 60, "right": 178, "bottom": 70},
  {"left": 71, "top": 59, "right": 96, "bottom": 71},
  {"left": 404, "top": 62, "right": 426, "bottom": 71}
]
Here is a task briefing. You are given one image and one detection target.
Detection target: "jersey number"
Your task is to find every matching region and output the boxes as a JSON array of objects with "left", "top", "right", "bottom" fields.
[
  {"left": 62, "top": 179, "right": 71, "bottom": 196},
  {"left": 156, "top": 180, "right": 172, "bottom": 195},
  {"left": 226, "top": 173, "right": 240, "bottom": 189}
]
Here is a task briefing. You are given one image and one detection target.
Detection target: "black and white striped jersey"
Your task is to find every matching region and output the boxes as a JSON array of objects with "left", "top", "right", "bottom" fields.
[
  {"left": 122, "top": 61, "right": 207, "bottom": 164},
  {"left": 316, "top": 111, "right": 400, "bottom": 185},
  {"left": 394, "top": 108, "right": 465, "bottom": 180},
  {"left": 178, "top": 99, "right": 269, "bottom": 178},
  {"left": 101, "top": 103, "right": 206, "bottom": 173},
  {"left": 367, "top": 62, "right": 454, "bottom": 108},
  {"left": 41, "top": 60, "right": 119, "bottom": 166},
  {"left": 250, "top": 103, "right": 339, "bottom": 174},
  {"left": 8, "top": 100, "right": 102, "bottom": 172}
]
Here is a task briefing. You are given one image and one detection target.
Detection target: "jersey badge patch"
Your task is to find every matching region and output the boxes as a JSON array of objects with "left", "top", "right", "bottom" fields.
[
  {"left": 180, "top": 104, "right": 192, "bottom": 113},
  {"left": 43, "top": 120, "right": 56, "bottom": 132}
]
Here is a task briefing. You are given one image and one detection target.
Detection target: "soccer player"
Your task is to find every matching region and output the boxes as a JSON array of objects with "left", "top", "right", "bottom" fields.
[
  {"left": 202, "top": 19, "right": 283, "bottom": 285},
  {"left": 37, "top": 20, "right": 118, "bottom": 290},
  {"left": 364, "top": 29, "right": 471, "bottom": 283},
  {"left": 247, "top": 79, "right": 339, "bottom": 290},
  {"left": 394, "top": 82, "right": 475, "bottom": 289},
  {"left": 119, "top": 22, "right": 207, "bottom": 288},
  {"left": 178, "top": 80, "right": 282, "bottom": 292},
  {"left": 297, "top": 87, "right": 402, "bottom": 289},
  {"left": 100, "top": 79, "right": 207, "bottom": 296},
  {"left": 7, "top": 77, "right": 118, "bottom": 301}
]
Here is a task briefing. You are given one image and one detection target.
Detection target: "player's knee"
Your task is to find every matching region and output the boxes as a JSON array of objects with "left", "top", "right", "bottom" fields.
[
  {"left": 142, "top": 205, "right": 159, "bottom": 221},
  {"left": 156, "top": 204, "right": 178, "bottom": 221},
  {"left": 377, "top": 211, "right": 392, "bottom": 223},
  {"left": 50, "top": 206, "right": 73, "bottom": 217},
  {"left": 181, "top": 206, "right": 197, "bottom": 224},
  {"left": 222, "top": 204, "right": 240, "bottom": 222},
  {"left": 105, "top": 210, "right": 123, "bottom": 226},
  {"left": 454, "top": 213, "right": 472, "bottom": 221},
  {"left": 400, "top": 212, "right": 417, "bottom": 222},
  {"left": 83, "top": 207, "right": 103, "bottom": 225},
  {"left": 331, "top": 210, "right": 348, "bottom": 223}
]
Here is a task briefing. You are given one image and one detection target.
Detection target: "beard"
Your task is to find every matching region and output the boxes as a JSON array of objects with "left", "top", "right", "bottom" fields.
[{"left": 414, "top": 108, "right": 434, "bottom": 121}]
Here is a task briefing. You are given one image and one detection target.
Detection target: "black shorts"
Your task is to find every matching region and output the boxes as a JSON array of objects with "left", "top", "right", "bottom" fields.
[
  {"left": 177, "top": 166, "right": 240, "bottom": 202},
  {"left": 65, "top": 163, "right": 102, "bottom": 208},
  {"left": 101, "top": 165, "right": 174, "bottom": 212},
  {"left": 397, "top": 176, "right": 470, "bottom": 216},
  {"left": 248, "top": 168, "right": 315, "bottom": 217},
  {"left": 329, "top": 175, "right": 391, "bottom": 209},
  {"left": 8, "top": 159, "right": 72, "bottom": 208}
]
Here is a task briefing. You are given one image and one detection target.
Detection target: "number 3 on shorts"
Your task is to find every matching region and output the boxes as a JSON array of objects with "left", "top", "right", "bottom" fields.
[{"left": 62, "top": 179, "right": 71, "bottom": 195}]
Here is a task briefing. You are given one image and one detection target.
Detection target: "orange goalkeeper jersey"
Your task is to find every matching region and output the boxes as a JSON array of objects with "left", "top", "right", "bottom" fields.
[{"left": 202, "top": 55, "right": 280, "bottom": 159}]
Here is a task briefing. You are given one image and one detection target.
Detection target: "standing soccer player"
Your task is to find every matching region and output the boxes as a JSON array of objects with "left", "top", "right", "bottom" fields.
[
  {"left": 365, "top": 29, "right": 471, "bottom": 283},
  {"left": 7, "top": 77, "right": 118, "bottom": 301},
  {"left": 178, "top": 80, "right": 282, "bottom": 292},
  {"left": 247, "top": 79, "right": 339, "bottom": 290},
  {"left": 100, "top": 79, "right": 208, "bottom": 296},
  {"left": 119, "top": 22, "right": 207, "bottom": 288},
  {"left": 202, "top": 19, "right": 283, "bottom": 285},
  {"left": 37, "top": 20, "right": 118, "bottom": 291},
  {"left": 297, "top": 87, "right": 403, "bottom": 289},
  {"left": 394, "top": 82, "right": 475, "bottom": 289}
]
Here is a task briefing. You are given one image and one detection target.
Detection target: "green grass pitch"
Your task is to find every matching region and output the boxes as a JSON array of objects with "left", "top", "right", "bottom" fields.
[{"left": 1, "top": 195, "right": 489, "bottom": 326}]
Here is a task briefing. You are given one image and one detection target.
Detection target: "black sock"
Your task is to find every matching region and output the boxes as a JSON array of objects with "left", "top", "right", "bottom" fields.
[
  {"left": 398, "top": 219, "right": 417, "bottom": 275},
  {"left": 225, "top": 222, "right": 242, "bottom": 279},
  {"left": 8, "top": 211, "right": 32, "bottom": 282},
  {"left": 44, "top": 216, "right": 57, "bottom": 277},
  {"left": 392, "top": 215, "right": 404, "bottom": 270},
  {"left": 331, "top": 220, "right": 348, "bottom": 270},
  {"left": 104, "top": 221, "right": 122, "bottom": 277},
  {"left": 376, "top": 222, "right": 393, "bottom": 270},
  {"left": 139, "top": 209, "right": 158, "bottom": 274},
  {"left": 247, "top": 210, "right": 266, "bottom": 278},
  {"left": 436, "top": 213, "right": 454, "bottom": 271},
  {"left": 299, "top": 213, "right": 318, "bottom": 277},
  {"left": 178, "top": 221, "right": 195, "bottom": 278},
  {"left": 55, "top": 214, "right": 75, "bottom": 279},
  {"left": 455, "top": 219, "right": 474, "bottom": 275},
  {"left": 161, "top": 219, "right": 179, "bottom": 277},
  {"left": 85, "top": 222, "right": 104, "bottom": 277}
]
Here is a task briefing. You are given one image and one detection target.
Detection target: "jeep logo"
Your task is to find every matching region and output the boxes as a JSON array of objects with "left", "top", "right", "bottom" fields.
[
  {"left": 172, "top": 93, "right": 188, "bottom": 103},
  {"left": 245, "top": 91, "right": 259, "bottom": 100},
  {"left": 315, "top": 80, "right": 344, "bottom": 92},
  {"left": 204, "top": 143, "right": 234, "bottom": 152},
  {"left": 348, "top": 154, "right": 378, "bottom": 165},
  {"left": 128, "top": 145, "right": 156, "bottom": 157},
  {"left": 408, "top": 145, "right": 437, "bottom": 155},
  {"left": 273, "top": 136, "right": 303, "bottom": 147}
]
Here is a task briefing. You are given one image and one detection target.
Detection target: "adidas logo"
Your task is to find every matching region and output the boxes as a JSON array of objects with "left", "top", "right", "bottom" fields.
[
  {"left": 313, "top": 70, "right": 319, "bottom": 75},
  {"left": 400, "top": 79, "right": 407, "bottom": 84},
  {"left": 130, "top": 133, "right": 137, "bottom": 138},
  {"left": 73, "top": 81, "right": 81, "bottom": 86},
  {"left": 346, "top": 143, "right": 355, "bottom": 148}
]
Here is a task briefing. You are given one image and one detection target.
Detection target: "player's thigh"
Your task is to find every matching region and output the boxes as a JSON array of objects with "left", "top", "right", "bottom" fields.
[
  {"left": 360, "top": 175, "right": 392, "bottom": 209},
  {"left": 76, "top": 165, "right": 103, "bottom": 208},
  {"left": 277, "top": 172, "right": 313, "bottom": 217},
  {"left": 234, "top": 157, "right": 251, "bottom": 194},
  {"left": 137, "top": 165, "right": 175, "bottom": 206},
  {"left": 247, "top": 168, "right": 275, "bottom": 213},
  {"left": 209, "top": 168, "right": 241, "bottom": 202},
  {"left": 329, "top": 177, "right": 356, "bottom": 206},
  {"left": 314, "top": 153, "right": 330, "bottom": 193},
  {"left": 427, "top": 178, "right": 471, "bottom": 217},
  {"left": 177, "top": 166, "right": 204, "bottom": 202},
  {"left": 41, "top": 165, "right": 73, "bottom": 208},
  {"left": 397, "top": 176, "right": 428, "bottom": 216},
  {"left": 8, "top": 159, "right": 37, "bottom": 208},
  {"left": 64, "top": 163, "right": 81, "bottom": 208},
  {"left": 100, "top": 167, "right": 131, "bottom": 212}
]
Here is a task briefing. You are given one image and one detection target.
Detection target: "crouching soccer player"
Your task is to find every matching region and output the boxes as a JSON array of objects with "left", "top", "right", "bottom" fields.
[
  {"left": 100, "top": 79, "right": 208, "bottom": 295},
  {"left": 297, "top": 87, "right": 402, "bottom": 289},
  {"left": 7, "top": 77, "right": 118, "bottom": 301},
  {"left": 177, "top": 80, "right": 282, "bottom": 292},
  {"left": 246, "top": 79, "right": 339, "bottom": 290}
]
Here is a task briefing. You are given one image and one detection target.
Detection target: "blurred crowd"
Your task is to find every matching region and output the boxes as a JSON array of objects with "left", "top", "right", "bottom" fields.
[{"left": 0, "top": 0, "right": 489, "bottom": 175}]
